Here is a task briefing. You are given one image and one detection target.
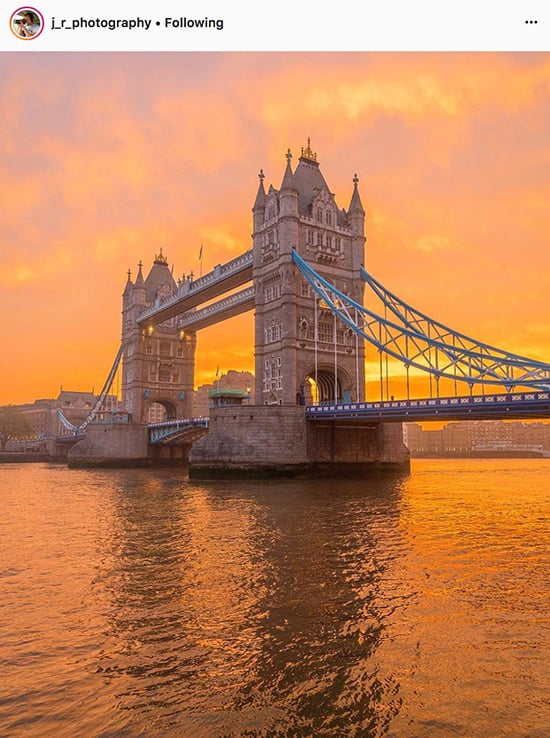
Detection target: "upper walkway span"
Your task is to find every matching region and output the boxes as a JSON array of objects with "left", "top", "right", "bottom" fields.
[{"left": 137, "top": 249, "right": 253, "bottom": 327}]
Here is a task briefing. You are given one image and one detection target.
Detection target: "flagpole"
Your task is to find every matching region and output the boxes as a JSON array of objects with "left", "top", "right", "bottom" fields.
[{"left": 199, "top": 243, "right": 203, "bottom": 278}]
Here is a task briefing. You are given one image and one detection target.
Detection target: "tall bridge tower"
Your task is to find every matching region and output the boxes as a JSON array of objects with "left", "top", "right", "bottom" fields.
[
  {"left": 252, "top": 140, "right": 366, "bottom": 406},
  {"left": 121, "top": 250, "right": 196, "bottom": 422}
]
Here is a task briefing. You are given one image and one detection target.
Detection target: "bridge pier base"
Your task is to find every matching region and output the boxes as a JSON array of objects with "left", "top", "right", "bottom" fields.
[
  {"left": 189, "top": 406, "right": 410, "bottom": 479},
  {"left": 67, "top": 423, "right": 152, "bottom": 468}
]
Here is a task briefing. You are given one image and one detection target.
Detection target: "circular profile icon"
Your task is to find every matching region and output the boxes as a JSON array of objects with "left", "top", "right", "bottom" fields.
[{"left": 10, "top": 7, "right": 44, "bottom": 39}]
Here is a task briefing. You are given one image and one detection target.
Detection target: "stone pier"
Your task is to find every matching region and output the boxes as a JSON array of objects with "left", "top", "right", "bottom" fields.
[
  {"left": 68, "top": 423, "right": 155, "bottom": 468},
  {"left": 189, "top": 406, "right": 410, "bottom": 478}
]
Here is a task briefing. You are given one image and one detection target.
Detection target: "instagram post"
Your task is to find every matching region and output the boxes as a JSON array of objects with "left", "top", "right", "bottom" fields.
[{"left": 1, "top": 2, "right": 549, "bottom": 737}]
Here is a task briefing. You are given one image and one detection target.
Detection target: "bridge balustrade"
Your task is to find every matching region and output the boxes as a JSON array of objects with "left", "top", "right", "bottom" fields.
[{"left": 305, "top": 391, "right": 550, "bottom": 421}]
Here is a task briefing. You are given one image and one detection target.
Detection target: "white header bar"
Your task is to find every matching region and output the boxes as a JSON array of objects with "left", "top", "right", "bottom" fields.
[{"left": 3, "top": 1, "right": 548, "bottom": 52}]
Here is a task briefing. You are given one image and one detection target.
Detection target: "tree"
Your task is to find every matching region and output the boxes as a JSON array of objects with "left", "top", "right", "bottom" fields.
[{"left": 0, "top": 406, "right": 33, "bottom": 451}]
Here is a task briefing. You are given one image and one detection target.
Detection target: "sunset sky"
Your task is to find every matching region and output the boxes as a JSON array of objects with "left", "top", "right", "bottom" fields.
[{"left": 1, "top": 52, "right": 549, "bottom": 405}]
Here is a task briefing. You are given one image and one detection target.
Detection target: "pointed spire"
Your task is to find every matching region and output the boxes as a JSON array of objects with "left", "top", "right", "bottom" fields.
[
  {"left": 135, "top": 260, "right": 144, "bottom": 285},
  {"left": 253, "top": 168, "right": 266, "bottom": 211},
  {"left": 280, "top": 148, "right": 295, "bottom": 191},
  {"left": 123, "top": 268, "right": 133, "bottom": 296},
  {"left": 349, "top": 173, "right": 365, "bottom": 215}
]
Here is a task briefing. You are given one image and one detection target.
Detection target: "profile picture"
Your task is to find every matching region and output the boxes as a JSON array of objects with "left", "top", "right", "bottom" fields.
[{"left": 10, "top": 7, "right": 43, "bottom": 39}]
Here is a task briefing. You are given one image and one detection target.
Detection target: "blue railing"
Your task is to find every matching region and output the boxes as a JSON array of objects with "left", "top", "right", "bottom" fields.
[{"left": 306, "top": 391, "right": 550, "bottom": 421}]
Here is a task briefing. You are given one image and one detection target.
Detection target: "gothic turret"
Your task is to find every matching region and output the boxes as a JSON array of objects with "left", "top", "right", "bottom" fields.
[
  {"left": 123, "top": 269, "right": 133, "bottom": 298},
  {"left": 252, "top": 169, "right": 266, "bottom": 232},
  {"left": 278, "top": 149, "right": 299, "bottom": 254},
  {"left": 280, "top": 149, "right": 295, "bottom": 191},
  {"left": 348, "top": 174, "right": 366, "bottom": 271}
]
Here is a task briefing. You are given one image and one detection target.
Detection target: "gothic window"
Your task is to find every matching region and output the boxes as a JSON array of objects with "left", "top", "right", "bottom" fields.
[
  {"left": 307, "top": 229, "right": 313, "bottom": 245},
  {"left": 146, "top": 343, "right": 153, "bottom": 355},
  {"left": 326, "top": 211, "right": 332, "bottom": 226},
  {"left": 159, "top": 342, "right": 170, "bottom": 357},
  {"left": 264, "top": 283, "right": 281, "bottom": 303},
  {"left": 327, "top": 235, "right": 333, "bottom": 249},
  {"left": 301, "top": 280, "right": 310, "bottom": 298},
  {"left": 159, "top": 368, "right": 171, "bottom": 382},
  {"left": 316, "top": 208, "right": 323, "bottom": 222},
  {"left": 176, "top": 346, "right": 183, "bottom": 358},
  {"left": 263, "top": 357, "right": 283, "bottom": 392},
  {"left": 318, "top": 320, "right": 334, "bottom": 343},
  {"left": 265, "top": 324, "right": 282, "bottom": 343}
]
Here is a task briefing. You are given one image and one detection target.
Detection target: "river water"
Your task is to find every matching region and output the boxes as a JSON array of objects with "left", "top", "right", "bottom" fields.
[{"left": 0, "top": 460, "right": 548, "bottom": 737}]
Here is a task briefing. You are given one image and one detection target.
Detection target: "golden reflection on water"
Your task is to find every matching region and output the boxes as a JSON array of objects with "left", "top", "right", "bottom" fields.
[{"left": 0, "top": 460, "right": 549, "bottom": 737}]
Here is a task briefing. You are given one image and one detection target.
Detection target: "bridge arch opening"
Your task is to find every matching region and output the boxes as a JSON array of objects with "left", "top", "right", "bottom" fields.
[
  {"left": 146, "top": 400, "right": 177, "bottom": 423},
  {"left": 303, "top": 366, "right": 353, "bottom": 405}
]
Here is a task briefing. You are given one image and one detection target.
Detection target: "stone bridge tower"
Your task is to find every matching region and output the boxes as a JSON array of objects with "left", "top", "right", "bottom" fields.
[
  {"left": 252, "top": 140, "right": 366, "bottom": 406},
  {"left": 121, "top": 250, "right": 196, "bottom": 423}
]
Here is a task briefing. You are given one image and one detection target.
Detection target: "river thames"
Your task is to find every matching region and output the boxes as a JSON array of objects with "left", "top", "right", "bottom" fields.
[{"left": 0, "top": 459, "right": 548, "bottom": 737}]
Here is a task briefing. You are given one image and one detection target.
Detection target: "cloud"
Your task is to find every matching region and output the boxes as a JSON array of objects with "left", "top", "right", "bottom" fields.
[{"left": 1, "top": 52, "right": 548, "bottom": 403}]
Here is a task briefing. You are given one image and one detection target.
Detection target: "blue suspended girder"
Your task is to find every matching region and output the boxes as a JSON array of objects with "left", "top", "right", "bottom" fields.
[
  {"left": 292, "top": 250, "right": 550, "bottom": 391},
  {"left": 360, "top": 267, "right": 546, "bottom": 368}
]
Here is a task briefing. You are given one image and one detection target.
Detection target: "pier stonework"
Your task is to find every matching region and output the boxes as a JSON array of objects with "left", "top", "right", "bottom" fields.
[
  {"left": 68, "top": 423, "right": 151, "bottom": 467},
  {"left": 189, "top": 406, "right": 409, "bottom": 478}
]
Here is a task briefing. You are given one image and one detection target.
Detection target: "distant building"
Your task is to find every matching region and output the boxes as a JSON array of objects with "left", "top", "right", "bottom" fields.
[
  {"left": 8, "top": 390, "right": 120, "bottom": 440},
  {"left": 194, "top": 370, "right": 254, "bottom": 417},
  {"left": 405, "top": 420, "right": 550, "bottom": 456}
]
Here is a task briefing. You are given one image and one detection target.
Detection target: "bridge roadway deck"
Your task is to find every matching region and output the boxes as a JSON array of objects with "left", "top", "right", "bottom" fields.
[
  {"left": 306, "top": 391, "right": 550, "bottom": 423},
  {"left": 137, "top": 250, "right": 253, "bottom": 327},
  {"left": 148, "top": 418, "right": 209, "bottom": 445}
]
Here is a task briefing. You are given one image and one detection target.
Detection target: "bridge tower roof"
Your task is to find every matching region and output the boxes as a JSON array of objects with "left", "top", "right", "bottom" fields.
[
  {"left": 274, "top": 138, "right": 349, "bottom": 227},
  {"left": 143, "top": 248, "right": 176, "bottom": 303}
]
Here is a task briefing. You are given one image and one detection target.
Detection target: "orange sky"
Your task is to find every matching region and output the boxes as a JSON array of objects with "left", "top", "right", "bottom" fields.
[{"left": 1, "top": 52, "right": 549, "bottom": 405}]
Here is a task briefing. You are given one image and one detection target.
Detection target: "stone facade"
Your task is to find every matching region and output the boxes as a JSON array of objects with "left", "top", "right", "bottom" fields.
[
  {"left": 252, "top": 141, "right": 366, "bottom": 407},
  {"left": 121, "top": 249, "right": 196, "bottom": 423}
]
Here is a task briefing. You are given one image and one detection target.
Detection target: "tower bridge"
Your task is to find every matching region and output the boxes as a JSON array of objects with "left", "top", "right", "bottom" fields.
[{"left": 66, "top": 140, "right": 550, "bottom": 474}]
